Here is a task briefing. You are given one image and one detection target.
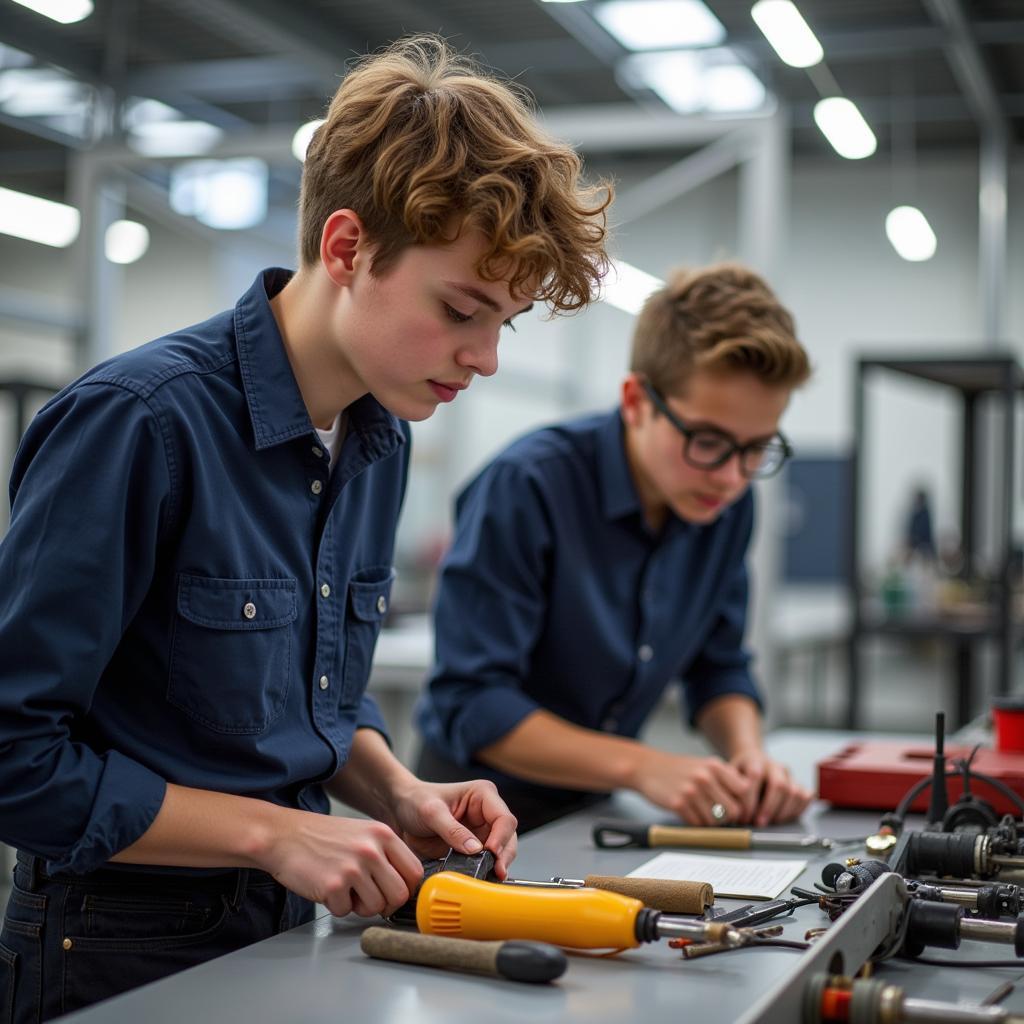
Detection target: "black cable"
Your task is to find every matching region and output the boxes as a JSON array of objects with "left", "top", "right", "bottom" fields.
[
  {"left": 890, "top": 767, "right": 1024, "bottom": 828},
  {"left": 744, "top": 939, "right": 811, "bottom": 951}
]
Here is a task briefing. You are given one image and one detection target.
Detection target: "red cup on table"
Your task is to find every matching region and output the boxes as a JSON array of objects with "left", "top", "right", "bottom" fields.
[{"left": 992, "top": 696, "right": 1024, "bottom": 753}]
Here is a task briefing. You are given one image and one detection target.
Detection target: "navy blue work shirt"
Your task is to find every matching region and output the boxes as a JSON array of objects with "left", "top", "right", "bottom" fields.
[
  {"left": 0, "top": 269, "right": 408, "bottom": 874},
  {"left": 416, "top": 410, "right": 762, "bottom": 773}
]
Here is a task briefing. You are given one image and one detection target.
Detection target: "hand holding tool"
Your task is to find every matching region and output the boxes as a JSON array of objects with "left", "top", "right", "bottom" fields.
[
  {"left": 389, "top": 848, "right": 713, "bottom": 924},
  {"left": 415, "top": 871, "right": 740, "bottom": 951},
  {"left": 360, "top": 926, "right": 567, "bottom": 983},
  {"left": 593, "top": 820, "right": 835, "bottom": 851}
]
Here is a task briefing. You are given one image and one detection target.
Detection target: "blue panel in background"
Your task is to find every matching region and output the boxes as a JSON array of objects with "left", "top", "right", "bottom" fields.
[{"left": 782, "top": 455, "right": 852, "bottom": 584}]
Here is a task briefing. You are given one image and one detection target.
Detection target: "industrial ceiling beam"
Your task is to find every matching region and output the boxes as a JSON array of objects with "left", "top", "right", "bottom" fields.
[{"left": 923, "top": 0, "right": 1009, "bottom": 346}]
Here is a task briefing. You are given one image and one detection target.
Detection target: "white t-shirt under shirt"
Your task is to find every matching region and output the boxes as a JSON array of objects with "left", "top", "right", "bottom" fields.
[{"left": 315, "top": 412, "right": 346, "bottom": 473}]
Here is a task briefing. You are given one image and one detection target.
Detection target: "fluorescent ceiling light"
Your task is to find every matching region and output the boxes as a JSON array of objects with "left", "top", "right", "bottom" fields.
[
  {"left": 0, "top": 186, "right": 79, "bottom": 247},
  {"left": 601, "top": 259, "right": 664, "bottom": 315},
  {"left": 813, "top": 97, "right": 877, "bottom": 159},
  {"left": 128, "top": 119, "right": 224, "bottom": 158},
  {"left": 751, "top": 1, "right": 823, "bottom": 68},
  {"left": 595, "top": 0, "right": 725, "bottom": 51},
  {"left": 885, "top": 206, "right": 937, "bottom": 262},
  {"left": 291, "top": 119, "right": 325, "bottom": 162},
  {"left": 123, "top": 97, "right": 182, "bottom": 130},
  {"left": 170, "top": 159, "right": 269, "bottom": 230},
  {"left": 0, "top": 44, "right": 35, "bottom": 70},
  {"left": 704, "top": 64, "right": 767, "bottom": 113},
  {"left": 105, "top": 220, "right": 150, "bottom": 264},
  {"left": 11, "top": 0, "right": 93, "bottom": 23},
  {"left": 619, "top": 50, "right": 766, "bottom": 115},
  {"left": 0, "top": 68, "right": 86, "bottom": 117}
]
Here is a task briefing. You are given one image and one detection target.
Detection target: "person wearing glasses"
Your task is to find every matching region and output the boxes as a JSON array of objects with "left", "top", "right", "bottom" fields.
[{"left": 414, "top": 263, "right": 813, "bottom": 832}]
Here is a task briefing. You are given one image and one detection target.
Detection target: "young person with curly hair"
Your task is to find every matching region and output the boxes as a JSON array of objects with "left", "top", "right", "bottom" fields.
[
  {"left": 0, "top": 36, "right": 610, "bottom": 1019},
  {"left": 416, "top": 264, "right": 812, "bottom": 833}
]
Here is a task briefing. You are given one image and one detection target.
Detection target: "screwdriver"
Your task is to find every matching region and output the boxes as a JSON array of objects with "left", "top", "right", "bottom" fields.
[
  {"left": 388, "top": 849, "right": 712, "bottom": 925},
  {"left": 415, "top": 872, "right": 743, "bottom": 951},
  {"left": 593, "top": 820, "right": 835, "bottom": 852}
]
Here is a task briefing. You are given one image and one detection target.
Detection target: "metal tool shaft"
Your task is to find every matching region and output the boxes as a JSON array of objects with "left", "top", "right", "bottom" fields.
[
  {"left": 902, "top": 997, "right": 1024, "bottom": 1023},
  {"left": 959, "top": 917, "right": 1018, "bottom": 945}
]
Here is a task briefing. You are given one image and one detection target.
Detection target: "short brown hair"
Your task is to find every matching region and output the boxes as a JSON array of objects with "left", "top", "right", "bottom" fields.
[
  {"left": 299, "top": 35, "right": 612, "bottom": 313},
  {"left": 630, "top": 263, "right": 810, "bottom": 393}
]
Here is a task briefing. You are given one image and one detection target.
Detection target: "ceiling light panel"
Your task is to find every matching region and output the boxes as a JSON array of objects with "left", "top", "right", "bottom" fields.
[
  {"left": 594, "top": 0, "right": 726, "bottom": 51},
  {"left": 751, "top": 1, "right": 823, "bottom": 68},
  {"left": 885, "top": 206, "right": 937, "bottom": 262},
  {"left": 0, "top": 186, "right": 79, "bottom": 247},
  {"left": 601, "top": 259, "right": 664, "bottom": 315},
  {"left": 813, "top": 97, "right": 877, "bottom": 159},
  {"left": 11, "top": 0, "right": 93, "bottom": 24},
  {"left": 619, "top": 50, "right": 767, "bottom": 115}
]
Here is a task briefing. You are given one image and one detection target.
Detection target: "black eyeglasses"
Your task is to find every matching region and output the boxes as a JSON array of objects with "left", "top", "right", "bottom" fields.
[{"left": 642, "top": 381, "right": 793, "bottom": 480}]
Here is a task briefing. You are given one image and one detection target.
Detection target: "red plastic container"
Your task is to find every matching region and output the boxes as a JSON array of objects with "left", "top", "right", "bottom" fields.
[{"left": 993, "top": 696, "right": 1024, "bottom": 753}]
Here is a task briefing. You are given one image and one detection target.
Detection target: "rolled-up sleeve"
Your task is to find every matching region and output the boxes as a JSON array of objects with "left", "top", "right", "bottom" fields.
[
  {"left": 355, "top": 693, "right": 390, "bottom": 742},
  {"left": 680, "top": 558, "right": 764, "bottom": 725},
  {"left": 0, "top": 381, "right": 170, "bottom": 872},
  {"left": 416, "top": 462, "right": 550, "bottom": 765}
]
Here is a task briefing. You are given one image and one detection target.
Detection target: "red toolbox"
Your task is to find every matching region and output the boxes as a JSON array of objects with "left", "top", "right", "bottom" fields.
[{"left": 817, "top": 741, "right": 1024, "bottom": 815}]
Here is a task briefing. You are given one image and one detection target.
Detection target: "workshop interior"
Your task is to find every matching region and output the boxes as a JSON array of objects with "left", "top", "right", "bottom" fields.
[{"left": 2, "top": 1, "right": 1024, "bottom": 1022}]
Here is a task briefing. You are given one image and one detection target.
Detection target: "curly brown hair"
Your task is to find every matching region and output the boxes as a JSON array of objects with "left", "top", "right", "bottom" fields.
[
  {"left": 299, "top": 35, "right": 612, "bottom": 313},
  {"left": 630, "top": 263, "right": 810, "bottom": 393}
]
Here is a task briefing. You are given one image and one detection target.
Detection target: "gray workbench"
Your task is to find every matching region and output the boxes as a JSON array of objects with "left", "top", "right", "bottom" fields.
[{"left": 60, "top": 730, "right": 1024, "bottom": 1022}]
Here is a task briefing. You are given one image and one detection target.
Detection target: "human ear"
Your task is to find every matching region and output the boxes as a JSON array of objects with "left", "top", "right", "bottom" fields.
[
  {"left": 620, "top": 373, "right": 646, "bottom": 428},
  {"left": 320, "top": 209, "right": 366, "bottom": 286}
]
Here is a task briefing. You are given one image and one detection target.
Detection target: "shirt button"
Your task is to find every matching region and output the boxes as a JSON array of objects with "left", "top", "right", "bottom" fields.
[
  {"left": 638, "top": 644, "right": 654, "bottom": 662},
  {"left": 376, "top": 595, "right": 387, "bottom": 615},
  {"left": 310, "top": 479, "right": 323, "bottom": 495},
  {"left": 312, "top": 446, "right": 324, "bottom": 458},
  {"left": 319, "top": 675, "right": 329, "bottom": 690},
  {"left": 243, "top": 602, "right": 256, "bottom": 620},
  {"left": 320, "top": 583, "right": 331, "bottom": 598}
]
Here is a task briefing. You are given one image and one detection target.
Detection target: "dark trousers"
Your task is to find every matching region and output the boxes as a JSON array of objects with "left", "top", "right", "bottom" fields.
[
  {"left": 0, "top": 852, "right": 314, "bottom": 1024},
  {"left": 414, "top": 744, "right": 607, "bottom": 834}
]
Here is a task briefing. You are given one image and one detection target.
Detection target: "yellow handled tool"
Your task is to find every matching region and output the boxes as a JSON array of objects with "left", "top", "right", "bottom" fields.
[{"left": 415, "top": 872, "right": 740, "bottom": 950}]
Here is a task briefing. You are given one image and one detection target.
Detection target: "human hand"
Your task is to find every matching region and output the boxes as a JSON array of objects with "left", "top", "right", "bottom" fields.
[
  {"left": 388, "top": 778, "right": 519, "bottom": 879},
  {"left": 729, "top": 749, "right": 812, "bottom": 826},
  {"left": 629, "top": 749, "right": 755, "bottom": 825},
  {"left": 262, "top": 808, "right": 424, "bottom": 919}
]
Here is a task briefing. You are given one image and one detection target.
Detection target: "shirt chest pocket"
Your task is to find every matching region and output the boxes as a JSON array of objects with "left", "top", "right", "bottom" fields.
[
  {"left": 168, "top": 575, "right": 297, "bottom": 734},
  {"left": 340, "top": 567, "right": 395, "bottom": 708}
]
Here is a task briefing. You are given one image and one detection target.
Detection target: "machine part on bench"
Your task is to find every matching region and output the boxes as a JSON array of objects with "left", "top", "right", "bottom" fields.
[{"left": 736, "top": 874, "right": 909, "bottom": 1024}]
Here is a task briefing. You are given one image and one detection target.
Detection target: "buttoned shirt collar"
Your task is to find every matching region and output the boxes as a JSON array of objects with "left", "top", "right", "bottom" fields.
[{"left": 234, "top": 268, "right": 403, "bottom": 455}]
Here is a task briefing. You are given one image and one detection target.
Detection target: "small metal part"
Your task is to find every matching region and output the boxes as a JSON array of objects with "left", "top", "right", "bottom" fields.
[
  {"left": 865, "top": 832, "right": 899, "bottom": 857},
  {"left": 754, "top": 834, "right": 835, "bottom": 851},
  {"left": 711, "top": 802, "right": 727, "bottom": 822},
  {"left": 680, "top": 925, "right": 782, "bottom": 959},
  {"left": 981, "top": 980, "right": 1015, "bottom": 1008}
]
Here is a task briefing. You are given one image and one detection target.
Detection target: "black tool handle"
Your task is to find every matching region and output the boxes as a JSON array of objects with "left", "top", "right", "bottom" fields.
[
  {"left": 592, "top": 821, "right": 651, "bottom": 848},
  {"left": 712, "top": 899, "right": 792, "bottom": 927}
]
